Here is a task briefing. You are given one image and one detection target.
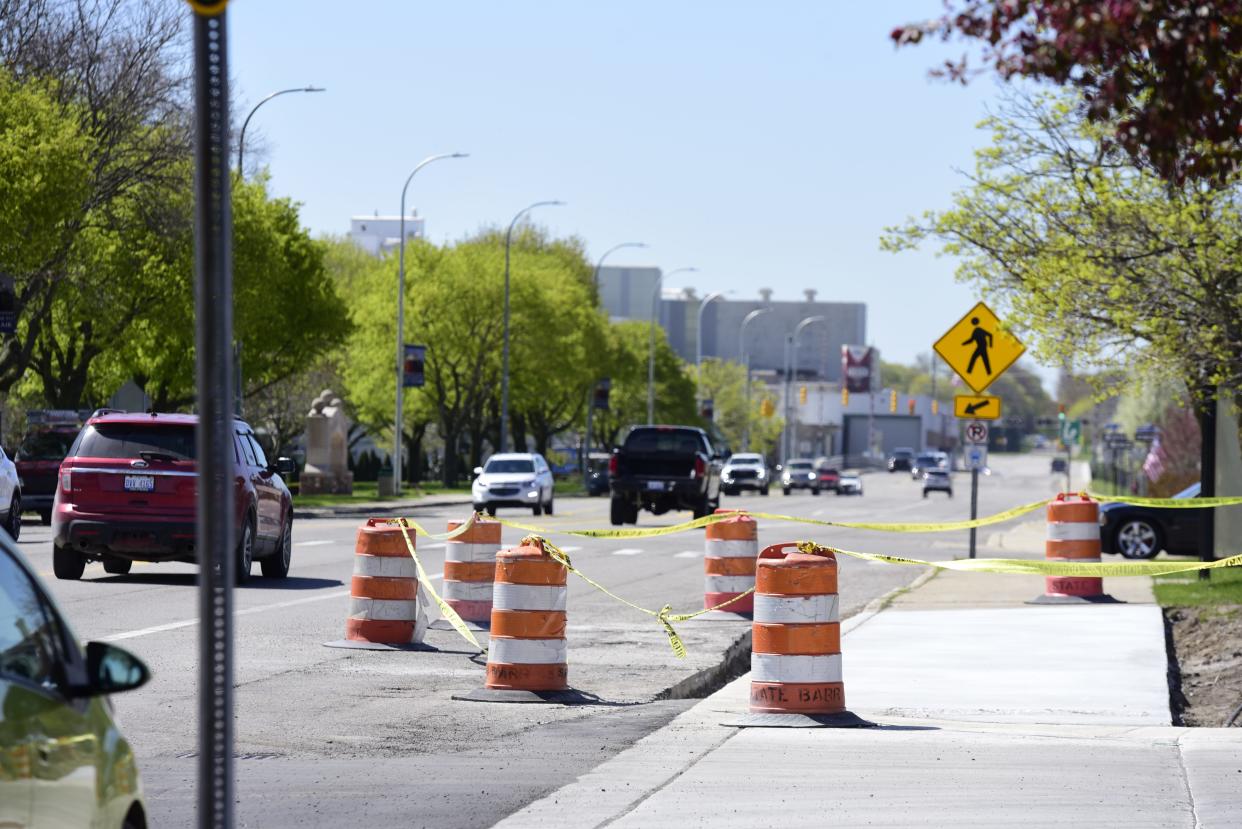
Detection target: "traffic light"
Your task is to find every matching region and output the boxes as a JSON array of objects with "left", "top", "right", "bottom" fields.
[
  {"left": 908, "top": 398, "right": 916, "bottom": 415},
  {"left": 799, "top": 385, "right": 808, "bottom": 405},
  {"left": 592, "top": 378, "right": 611, "bottom": 410},
  {"left": 1058, "top": 404, "right": 1066, "bottom": 422},
  {"left": 889, "top": 389, "right": 897, "bottom": 412},
  {"left": 841, "top": 387, "right": 849, "bottom": 406},
  {"left": 760, "top": 398, "right": 775, "bottom": 418}
]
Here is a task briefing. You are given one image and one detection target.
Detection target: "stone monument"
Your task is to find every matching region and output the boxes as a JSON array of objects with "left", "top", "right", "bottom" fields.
[{"left": 299, "top": 390, "right": 354, "bottom": 495}]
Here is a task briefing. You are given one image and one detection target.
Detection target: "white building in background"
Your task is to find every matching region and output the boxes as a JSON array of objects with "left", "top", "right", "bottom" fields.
[{"left": 349, "top": 213, "right": 426, "bottom": 256}]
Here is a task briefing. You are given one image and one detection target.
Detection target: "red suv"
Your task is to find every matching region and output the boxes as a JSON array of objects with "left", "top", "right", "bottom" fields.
[{"left": 51, "top": 411, "right": 296, "bottom": 584}]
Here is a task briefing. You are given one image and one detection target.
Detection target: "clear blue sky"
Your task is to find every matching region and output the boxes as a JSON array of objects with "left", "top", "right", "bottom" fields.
[{"left": 229, "top": 1, "right": 1055, "bottom": 390}]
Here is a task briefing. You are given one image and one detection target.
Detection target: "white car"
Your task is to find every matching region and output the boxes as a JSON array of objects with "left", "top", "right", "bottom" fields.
[
  {"left": 720, "top": 453, "right": 770, "bottom": 496},
  {"left": 837, "top": 473, "right": 863, "bottom": 496},
  {"left": 471, "top": 453, "right": 555, "bottom": 516},
  {"left": 0, "top": 445, "right": 21, "bottom": 540}
]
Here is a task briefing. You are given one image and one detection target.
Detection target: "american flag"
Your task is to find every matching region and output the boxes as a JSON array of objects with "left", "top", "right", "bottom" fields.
[{"left": 1142, "top": 436, "right": 1167, "bottom": 482}]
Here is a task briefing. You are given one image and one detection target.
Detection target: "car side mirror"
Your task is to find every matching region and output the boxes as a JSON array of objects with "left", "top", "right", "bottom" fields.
[
  {"left": 273, "top": 457, "right": 296, "bottom": 476},
  {"left": 472, "top": 466, "right": 484, "bottom": 477},
  {"left": 71, "top": 641, "right": 151, "bottom": 698}
]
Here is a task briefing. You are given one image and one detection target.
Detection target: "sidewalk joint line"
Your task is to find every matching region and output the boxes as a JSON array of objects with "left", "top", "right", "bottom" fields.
[{"left": 1174, "top": 733, "right": 1202, "bottom": 829}]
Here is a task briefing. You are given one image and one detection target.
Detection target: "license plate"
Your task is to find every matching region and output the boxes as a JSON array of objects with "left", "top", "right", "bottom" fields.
[
  {"left": 124, "top": 475, "right": 155, "bottom": 493},
  {"left": 645, "top": 480, "right": 665, "bottom": 491}
]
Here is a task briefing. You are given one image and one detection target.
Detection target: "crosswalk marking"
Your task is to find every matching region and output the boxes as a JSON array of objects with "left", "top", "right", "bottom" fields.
[
  {"left": 612, "top": 548, "right": 644, "bottom": 556},
  {"left": 560, "top": 546, "right": 582, "bottom": 553},
  {"left": 295, "top": 540, "right": 334, "bottom": 547},
  {"left": 674, "top": 550, "right": 702, "bottom": 559}
]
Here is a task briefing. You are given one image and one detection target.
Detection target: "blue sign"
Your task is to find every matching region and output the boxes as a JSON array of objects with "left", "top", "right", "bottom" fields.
[{"left": 402, "top": 344, "right": 425, "bottom": 388}]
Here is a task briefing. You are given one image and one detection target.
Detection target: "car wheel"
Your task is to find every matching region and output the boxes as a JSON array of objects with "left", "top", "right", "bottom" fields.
[
  {"left": 103, "top": 556, "right": 132, "bottom": 575},
  {"left": 760, "top": 486, "right": 769, "bottom": 496},
  {"left": 5, "top": 495, "right": 20, "bottom": 541},
  {"left": 236, "top": 517, "right": 255, "bottom": 586},
  {"left": 472, "top": 502, "right": 485, "bottom": 514},
  {"left": 261, "top": 513, "right": 293, "bottom": 578},
  {"left": 811, "top": 488, "right": 820, "bottom": 496},
  {"left": 53, "top": 544, "right": 85, "bottom": 580},
  {"left": 486, "top": 505, "right": 497, "bottom": 517},
  {"left": 782, "top": 487, "right": 791, "bottom": 496},
  {"left": 532, "top": 501, "right": 542, "bottom": 516},
  {"left": 610, "top": 496, "right": 626, "bottom": 526},
  {"left": 39, "top": 510, "right": 52, "bottom": 526},
  {"left": 544, "top": 495, "right": 554, "bottom": 516},
  {"left": 1115, "top": 519, "right": 1161, "bottom": 560},
  {"left": 922, "top": 491, "right": 928, "bottom": 499}
]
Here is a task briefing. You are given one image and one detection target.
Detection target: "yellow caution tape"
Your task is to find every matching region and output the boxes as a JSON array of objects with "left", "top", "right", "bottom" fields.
[
  {"left": 1087, "top": 492, "right": 1242, "bottom": 509},
  {"left": 395, "top": 519, "right": 483, "bottom": 652},
  {"left": 494, "top": 498, "right": 1052, "bottom": 539},
  {"left": 529, "top": 534, "right": 753, "bottom": 658},
  {"left": 828, "top": 547, "right": 1242, "bottom": 576}
]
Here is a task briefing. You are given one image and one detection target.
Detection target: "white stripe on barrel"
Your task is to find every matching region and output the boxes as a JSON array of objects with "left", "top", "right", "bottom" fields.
[
  {"left": 442, "top": 580, "right": 494, "bottom": 602},
  {"left": 493, "top": 583, "right": 568, "bottom": 612},
  {"left": 352, "top": 555, "right": 418, "bottom": 578},
  {"left": 349, "top": 598, "right": 419, "bottom": 621},
  {"left": 752, "top": 653, "right": 843, "bottom": 684},
  {"left": 489, "top": 637, "right": 568, "bottom": 665},
  {"left": 705, "top": 575, "right": 758, "bottom": 593},
  {"left": 705, "top": 539, "right": 759, "bottom": 558},
  {"left": 1047, "top": 522, "right": 1100, "bottom": 541},
  {"left": 753, "top": 593, "right": 839, "bottom": 624},
  {"left": 444, "top": 541, "right": 500, "bottom": 563}
]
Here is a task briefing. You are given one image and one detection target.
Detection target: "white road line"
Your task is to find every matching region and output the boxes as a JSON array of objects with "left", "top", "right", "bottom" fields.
[
  {"left": 560, "top": 546, "right": 582, "bottom": 553},
  {"left": 612, "top": 548, "right": 644, "bottom": 556},
  {"left": 812, "top": 509, "right": 825, "bottom": 516},
  {"left": 101, "top": 571, "right": 444, "bottom": 642},
  {"left": 294, "top": 540, "right": 335, "bottom": 547},
  {"left": 673, "top": 550, "right": 702, "bottom": 559}
]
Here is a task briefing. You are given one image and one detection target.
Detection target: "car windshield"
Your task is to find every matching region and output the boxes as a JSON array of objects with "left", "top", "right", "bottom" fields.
[
  {"left": 624, "top": 430, "right": 702, "bottom": 455},
  {"left": 927, "top": 470, "right": 949, "bottom": 477},
  {"left": 485, "top": 459, "right": 534, "bottom": 474},
  {"left": 73, "top": 423, "right": 195, "bottom": 461},
  {"left": 729, "top": 455, "right": 762, "bottom": 465},
  {"left": 787, "top": 461, "right": 812, "bottom": 470},
  {"left": 18, "top": 430, "right": 77, "bottom": 461},
  {"left": 916, "top": 454, "right": 939, "bottom": 465},
  {"left": 1174, "top": 483, "right": 1201, "bottom": 499}
]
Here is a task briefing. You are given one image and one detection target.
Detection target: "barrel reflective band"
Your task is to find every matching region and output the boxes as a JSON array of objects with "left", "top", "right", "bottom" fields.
[
  {"left": 1047, "top": 522, "right": 1100, "bottom": 541},
  {"left": 445, "top": 541, "right": 500, "bottom": 563},
  {"left": 489, "top": 637, "right": 567, "bottom": 665},
  {"left": 751, "top": 653, "right": 843, "bottom": 683},
  {"left": 353, "top": 555, "right": 418, "bottom": 578},
  {"left": 705, "top": 575, "right": 756, "bottom": 593},
  {"left": 754, "top": 593, "right": 839, "bottom": 624},
  {"left": 442, "top": 581, "right": 494, "bottom": 602},
  {"left": 705, "top": 539, "right": 758, "bottom": 558},
  {"left": 492, "top": 583, "right": 568, "bottom": 611},
  {"left": 349, "top": 598, "right": 418, "bottom": 620}
]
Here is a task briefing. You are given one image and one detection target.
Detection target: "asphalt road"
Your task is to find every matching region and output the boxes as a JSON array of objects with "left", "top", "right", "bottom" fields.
[{"left": 16, "top": 452, "right": 1067, "bottom": 828}]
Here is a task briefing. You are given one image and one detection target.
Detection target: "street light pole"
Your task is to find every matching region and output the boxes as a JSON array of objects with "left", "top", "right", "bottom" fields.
[
  {"left": 393, "top": 153, "right": 469, "bottom": 496},
  {"left": 584, "top": 242, "right": 648, "bottom": 480},
  {"left": 784, "top": 315, "right": 827, "bottom": 461},
  {"left": 739, "top": 307, "right": 773, "bottom": 451},
  {"left": 236, "top": 86, "right": 325, "bottom": 176},
  {"left": 647, "top": 267, "right": 697, "bottom": 424},
  {"left": 501, "top": 200, "right": 565, "bottom": 454},
  {"left": 695, "top": 291, "right": 727, "bottom": 407}
]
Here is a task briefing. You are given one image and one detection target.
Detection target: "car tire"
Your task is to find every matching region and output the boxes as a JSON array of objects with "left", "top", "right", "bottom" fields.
[
  {"left": 782, "top": 487, "right": 791, "bottom": 496},
  {"left": 486, "top": 505, "right": 497, "bottom": 517},
  {"left": 811, "top": 488, "right": 820, "bottom": 496},
  {"left": 760, "top": 486, "right": 769, "bottom": 496},
  {"left": 5, "top": 495, "right": 20, "bottom": 541},
  {"left": 103, "top": 556, "right": 132, "bottom": 575},
  {"left": 472, "top": 503, "right": 485, "bottom": 515},
  {"left": 922, "top": 491, "right": 928, "bottom": 498},
  {"left": 236, "top": 517, "right": 255, "bottom": 586},
  {"left": 1115, "top": 518, "right": 1162, "bottom": 560},
  {"left": 261, "top": 513, "right": 293, "bottom": 579},
  {"left": 53, "top": 544, "right": 85, "bottom": 580},
  {"left": 610, "top": 496, "right": 627, "bottom": 527},
  {"left": 532, "top": 501, "right": 543, "bottom": 516},
  {"left": 544, "top": 495, "right": 554, "bottom": 516},
  {"left": 39, "top": 510, "right": 52, "bottom": 526}
]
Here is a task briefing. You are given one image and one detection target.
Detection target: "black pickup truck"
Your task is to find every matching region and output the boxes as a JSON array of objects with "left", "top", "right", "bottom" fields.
[{"left": 608, "top": 425, "right": 724, "bottom": 525}]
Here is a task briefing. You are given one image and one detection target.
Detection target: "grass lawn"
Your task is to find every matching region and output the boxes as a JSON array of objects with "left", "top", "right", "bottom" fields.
[
  {"left": 1153, "top": 565, "right": 1242, "bottom": 608},
  {"left": 292, "top": 477, "right": 587, "bottom": 507}
]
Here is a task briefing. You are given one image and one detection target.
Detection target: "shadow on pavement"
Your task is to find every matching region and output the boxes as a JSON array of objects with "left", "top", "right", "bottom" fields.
[{"left": 95, "top": 573, "right": 343, "bottom": 590}]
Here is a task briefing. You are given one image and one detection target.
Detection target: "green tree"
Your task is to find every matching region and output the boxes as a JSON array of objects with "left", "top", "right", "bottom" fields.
[
  {"left": 697, "top": 359, "right": 783, "bottom": 457},
  {"left": 590, "top": 321, "right": 697, "bottom": 450},
  {"left": 883, "top": 92, "right": 1242, "bottom": 417}
]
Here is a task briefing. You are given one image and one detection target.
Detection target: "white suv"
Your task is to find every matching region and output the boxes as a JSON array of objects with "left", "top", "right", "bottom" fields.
[
  {"left": 472, "top": 453, "right": 555, "bottom": 516},
  {"left": 721, "top": 453, "right": 770, "bottom": 496},
  {"left": 0, "top": 446, "right": 21, "bottom": 540}
]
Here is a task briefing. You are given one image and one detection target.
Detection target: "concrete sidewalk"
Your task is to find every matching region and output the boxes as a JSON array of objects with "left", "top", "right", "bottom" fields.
[{"left": 495, "top": 568, "right": 1242, "bottom": 828}]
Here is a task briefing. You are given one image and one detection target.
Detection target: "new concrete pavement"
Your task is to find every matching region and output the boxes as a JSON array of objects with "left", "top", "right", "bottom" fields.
[{"left": 16, "top": 453, "right": 1096, "bottom": 827}]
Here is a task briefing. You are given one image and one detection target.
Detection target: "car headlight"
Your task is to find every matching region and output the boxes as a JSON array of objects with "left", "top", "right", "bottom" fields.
[
  {"left": 806, "top": 473, "right": 815, "bottom": 480},
  {"left": 757, "top": 469, "right": 765, "bottom": 478}
]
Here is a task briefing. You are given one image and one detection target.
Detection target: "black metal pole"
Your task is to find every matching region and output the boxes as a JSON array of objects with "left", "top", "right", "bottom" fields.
[
  {"left": 1199, "top": 392, "right": 1217, "bottom": 582},
  {"left": 190, "top": 5, "right": 236, "bottom": 827},
  {"left": 968, "top": 467, "right": 979, "bottom": 559}
]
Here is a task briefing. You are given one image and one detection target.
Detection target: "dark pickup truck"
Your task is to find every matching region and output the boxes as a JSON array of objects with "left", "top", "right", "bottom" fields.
[{"left": 608, "top": 425, "right": 723, "bottom": 525}]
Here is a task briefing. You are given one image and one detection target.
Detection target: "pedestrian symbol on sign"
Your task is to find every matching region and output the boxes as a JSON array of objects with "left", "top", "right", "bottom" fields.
[{"left": 963, "top": 317, "right": 993, "bottom": 376}]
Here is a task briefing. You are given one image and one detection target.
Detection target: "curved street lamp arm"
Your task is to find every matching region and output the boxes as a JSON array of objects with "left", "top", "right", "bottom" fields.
[{"left": 237, "top": 86, "right": 326, "bottom": 173}]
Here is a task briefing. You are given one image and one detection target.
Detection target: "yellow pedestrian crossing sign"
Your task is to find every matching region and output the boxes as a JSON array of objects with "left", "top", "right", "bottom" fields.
[{"left": 934, "top": 302, "right": 1025, "bottom": 393}]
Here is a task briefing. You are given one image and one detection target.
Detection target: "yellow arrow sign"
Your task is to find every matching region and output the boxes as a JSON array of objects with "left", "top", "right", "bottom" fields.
[
  {"left": 934, "top": 302, "right": 1026, "bottom": 393},
  {"left": 954, "top": 394, "right": 1002, "bottom": 420}
]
